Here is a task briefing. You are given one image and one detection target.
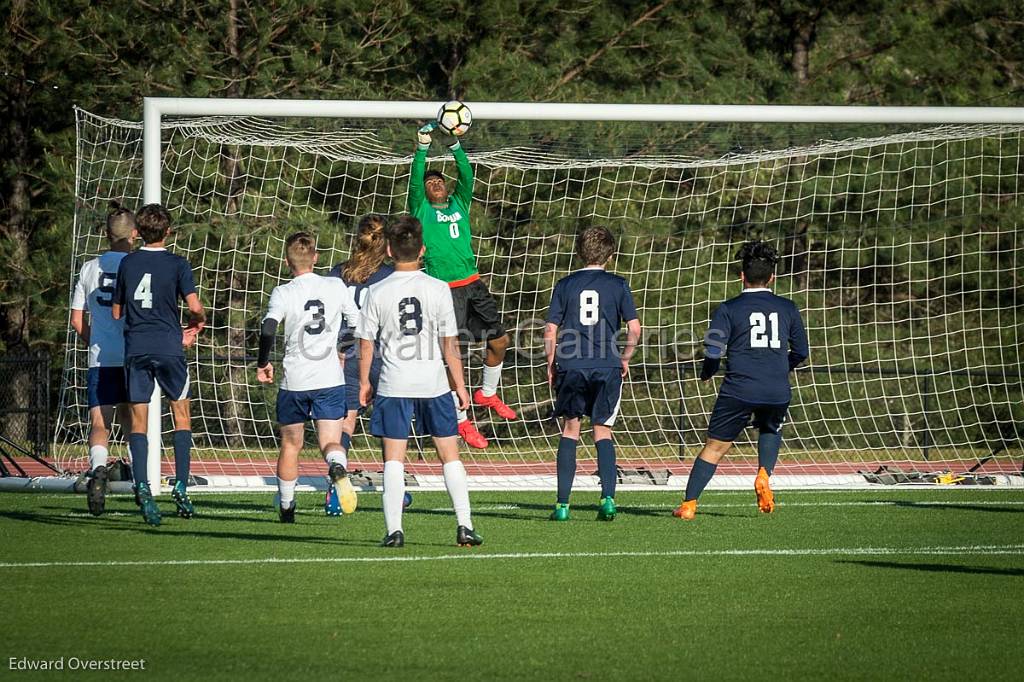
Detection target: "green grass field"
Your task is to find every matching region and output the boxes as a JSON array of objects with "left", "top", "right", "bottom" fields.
[{"left": 2, "top": 488, "right": 1022, "bottom": 680}]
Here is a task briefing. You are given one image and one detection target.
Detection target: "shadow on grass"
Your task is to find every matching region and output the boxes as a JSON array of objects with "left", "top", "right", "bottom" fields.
[
  {"left": 891, "top": 501, "right": 1024, "bottom": 514},
  {"left": 838, "top": 560, "right": 1024, "bottom": 577}
]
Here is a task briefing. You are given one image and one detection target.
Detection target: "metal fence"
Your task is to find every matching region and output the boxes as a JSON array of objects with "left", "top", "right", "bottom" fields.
[{"left": 0, "top": 353, "right": 51, "bottom": 460}]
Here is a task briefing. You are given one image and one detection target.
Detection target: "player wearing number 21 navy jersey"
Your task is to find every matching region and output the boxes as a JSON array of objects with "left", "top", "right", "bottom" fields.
[
  {"left": 256, "top": 232, "right": 362, "bottom": 523},
  {"left": 673, "top": 240, "right": 809, "bottom": 521},
  {"left": 356, "top": 215, "right": 481, "bottom": 549},
  {"left": 544, "top": 226, "right": 642, "bottom": 523}
]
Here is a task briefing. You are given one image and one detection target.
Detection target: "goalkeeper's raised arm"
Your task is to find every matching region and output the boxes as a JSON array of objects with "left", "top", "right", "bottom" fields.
[{"left": 404, "top": 121, "right": 516, "bottom": 450}]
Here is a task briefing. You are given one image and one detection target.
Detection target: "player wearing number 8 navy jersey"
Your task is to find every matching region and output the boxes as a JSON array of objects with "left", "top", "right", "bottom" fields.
[
  {"left": 256, "top": 232, "right": 362, "bottom": 522},
  {"left": 544, "top": 226, "right": 642, "bottom": 522},
  {"left": 356, "top": 215, "right": 481, "bottom": 548},
  {"left": 673, "top": 240, "right": 809, "bottom": 520},
  {"left": 112, "top": 204, "right": 206, "bottom": 526}
]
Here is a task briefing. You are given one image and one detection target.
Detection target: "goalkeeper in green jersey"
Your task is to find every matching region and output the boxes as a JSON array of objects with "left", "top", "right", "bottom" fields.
[{"left": 407, "top": 122, "right": 516, "bottom": 449}]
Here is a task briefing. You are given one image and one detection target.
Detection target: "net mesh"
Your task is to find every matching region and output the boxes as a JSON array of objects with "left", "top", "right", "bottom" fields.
[{"left": 56, "top": 108, "right": 1024, "bottom": 485}]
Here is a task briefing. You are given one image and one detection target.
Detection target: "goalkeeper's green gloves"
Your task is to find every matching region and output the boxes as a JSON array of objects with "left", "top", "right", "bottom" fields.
[{"left": 417, "top": 122, "right": 436, "bottom": 147}]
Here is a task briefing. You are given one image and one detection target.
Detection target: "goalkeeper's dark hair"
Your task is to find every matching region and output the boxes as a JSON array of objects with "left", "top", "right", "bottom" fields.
[
  {"left": 737, "top": 239, "right": 779, "bottom": 286},
  {"left": 423, "top": 169, "right": 445, "bottom": 183},
  {"left": 577, "top": 225, "right": 617, "bottom": 266},
  {"left": 135, "top": 203, "right": 172, "bottom": 244},
  {"left": 343, "top": 214, "right": 388, "bottom": 284},
  {"left": 386, "top": 215, "right": 423, "bottom": 263}
]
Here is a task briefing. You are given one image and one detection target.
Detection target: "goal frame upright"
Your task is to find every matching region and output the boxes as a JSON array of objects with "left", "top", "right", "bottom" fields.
[{"left": 134, "top": 98, "right": 1024, "bottom": 494}]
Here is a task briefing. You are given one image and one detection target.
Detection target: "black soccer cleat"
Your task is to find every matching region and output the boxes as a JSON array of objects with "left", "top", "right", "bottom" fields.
[
  {"left": 456, "top": 525, "right": 483, "bottom": 547},
  {"left": 380, "top": 530, "right": 405, "bottom": 548},
  {"left": 86, "top": 465, "right": 108, "bottom": 517},
  {"left": 279, "top": 500, "right": 296, "bottom": 524}
]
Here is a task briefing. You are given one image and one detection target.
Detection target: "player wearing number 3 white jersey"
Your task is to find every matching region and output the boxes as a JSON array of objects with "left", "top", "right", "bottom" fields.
[
  {"left": 355, "top": 216, "right": 481, "bottom": 549},
  {"left": 257, "top": 232, "right": 361, "bottom": 522}
]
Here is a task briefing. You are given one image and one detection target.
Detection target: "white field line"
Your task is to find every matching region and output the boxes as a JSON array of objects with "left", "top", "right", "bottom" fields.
[
  {"left": 2, "top": 544, "right": 1023, "bottom": 569},
  {"left": 58, "top": 500, "right": 1024, "bottom": 517}
]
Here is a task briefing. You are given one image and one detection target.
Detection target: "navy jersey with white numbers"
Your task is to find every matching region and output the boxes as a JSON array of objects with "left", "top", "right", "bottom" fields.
[
  {"left": 704, "top": 288, "right": 809, "bottom": 404},
  {"left": 113, "top": 247, "right": 196, "bottom": 358},
  {"left": 329, "top": 261, "right": 395, "bottom": 358},
  {"left": 547, "top": 267, "right": 639, "bottom": 369}
]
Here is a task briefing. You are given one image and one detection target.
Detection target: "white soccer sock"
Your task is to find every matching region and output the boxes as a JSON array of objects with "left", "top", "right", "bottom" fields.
[
  {"left": 324, "top": 449, "right": 348, "bottom": 469},
  {"left": 452, "top": 391, "right": 468, "bottom": 423},
  {"left": 278, "top": 478, "right": 296, "bottom": 507},
  {"left": 480, "top": 363, "right": 502, "bottom": 398},
  {"left": 382, "top": 460, "right": 405, "bottom": 535},
  {"left": 442, "top": 460, "right": 472, "bottom": 529},
  {"left": 89, "top": 445, "right": 109, "bottom": 471}
]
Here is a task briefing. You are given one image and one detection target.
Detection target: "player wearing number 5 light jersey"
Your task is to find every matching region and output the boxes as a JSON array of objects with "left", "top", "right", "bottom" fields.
[
  {"left": 408, "top": 124, "right": 515, "bottom": 450},
  {"left": 70, "top": 202, "right": 136, "bottom": 517},
  {"left": 112, "top": 204, "right": 207, "bottom": 527},
  {"left": 673, "top": 240, "right": 809, "bottom": 521},
  {"left": 257, "top": 232, "right": 362, "bottom": 523},
  {"left": 356, "top": 215, "right": 481, "bottom": 548}
]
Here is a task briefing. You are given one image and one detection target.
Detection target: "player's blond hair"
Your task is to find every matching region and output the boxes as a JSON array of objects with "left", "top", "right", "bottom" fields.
[
  {"left": 285, "top": 232, "right": 317, "bottom": 270},
  {"left": 106, "top": 201, "right": 135, "bottom": 242},
  {"left": 577, "top": 225, "right": 616, "bottom": 266},
  {"left": 343, "top": 214, "right": 388, "bottom": 284}
]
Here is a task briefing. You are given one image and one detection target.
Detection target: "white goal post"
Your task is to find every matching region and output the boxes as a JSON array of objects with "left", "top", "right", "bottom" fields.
[{"left": 30, "top": 98, "right": 1024, "bottom": 494}]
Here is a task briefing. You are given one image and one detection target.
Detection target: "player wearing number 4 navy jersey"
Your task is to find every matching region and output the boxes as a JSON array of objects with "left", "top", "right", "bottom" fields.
[
  {"left": 544, "top": 226, "right": 642, "bottom": 522},
  {"left": 112, "top": 204, "right": 207, "bottom": 527},
  {"left": 356, "top": 216, "right": 481, "bottom": 548},
  {"left": 673, "top": 240, "right": 809, "bottom": 521},
  {"left": 70, "top": 202, "right": 136, "bottom": 517},
  {"left": 257, "top": 232, "right": 362, "bottom": 523}
]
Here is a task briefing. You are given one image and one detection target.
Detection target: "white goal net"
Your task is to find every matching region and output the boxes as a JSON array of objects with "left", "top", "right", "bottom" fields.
[{"left": 54, "top": 105, "right": 1024, "bottom": 489}]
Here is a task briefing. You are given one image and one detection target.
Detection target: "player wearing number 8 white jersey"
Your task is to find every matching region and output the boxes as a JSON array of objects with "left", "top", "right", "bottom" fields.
[
  {"left": 356, "top": 215, "right": 481, "bottom": 548},
  {"left": 256, "top": 232, "right": 361, "bottom": 522}
]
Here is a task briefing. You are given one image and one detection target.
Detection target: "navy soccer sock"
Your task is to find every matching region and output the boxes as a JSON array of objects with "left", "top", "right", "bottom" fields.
[
  {"left": 758, "top": 432, "right": 782, "bottom": 476},
  {"left": 129, "top": 433, "right": 148, "bottom": 486},
  {"left": 173, "top": 430, "right": 192, "bottom": 489},
  {"left": 556, "top": 436, "right": 578, "bottom": 505},
  {"left": 341, "top": 431, "right": 352, "bottom": 453},
  {"left": 595, "top": 439, "right": 616, "bottom": 499},
  {"left": 684, "top": 457, "right": 718, "bottom": 502}
]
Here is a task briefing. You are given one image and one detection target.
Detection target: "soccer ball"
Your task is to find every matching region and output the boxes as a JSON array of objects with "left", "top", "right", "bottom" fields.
[{"left": 436, "top": 100, "right": 472, "bottom": 137}]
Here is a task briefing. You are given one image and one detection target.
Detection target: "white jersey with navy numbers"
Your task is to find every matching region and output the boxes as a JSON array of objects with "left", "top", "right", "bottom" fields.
[
  {"left": 355, "top": 270, "right": 458, "bottom": 398},
  {"left": 71, "top": 251, "right": 128, "bottom": 368},
  {"left": 263, "top": 272, "right": 360, "bottom": 392}
]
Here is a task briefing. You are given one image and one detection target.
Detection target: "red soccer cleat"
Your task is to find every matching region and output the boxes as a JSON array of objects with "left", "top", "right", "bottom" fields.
[
  {"left": 473, "top": 389, "right": 517, "bottom": 420},
  {"left": 458, "top": 419, "right": 489, "bottom": 449}
]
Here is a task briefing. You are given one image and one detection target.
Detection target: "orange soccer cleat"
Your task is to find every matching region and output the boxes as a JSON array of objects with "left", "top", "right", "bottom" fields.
[
  {"left": 672, "top": 499, "right": 697, "bottom": 520},
  {"left": 755, "top": 467, "right": 775, "bottom": 514},
  {"left": 473, "top": 389, "right": 518, "bottom": 420},
  {"left": 458, "top": 419, "right": 489, "bottom": 449}
]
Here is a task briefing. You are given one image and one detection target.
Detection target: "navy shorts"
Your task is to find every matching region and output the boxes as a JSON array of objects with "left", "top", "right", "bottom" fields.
[
  {"left": 552, "top": 366, "right": 623, "bottom": 427},
  {"left": 343, "top": 352, "right": 381, "bottom": 415},
  {"left": 125, "top": 354, "right": 190, "bottom": 403},
  {"left": 276, "top": 385, "right": 347, "bottom": 426},
  {"left": 87, "top": 367, "right": 128, "bottom": 408},
  {"left": 707, "top": 394, "right": 789, "bottom": 441},
  {"left": 370, "top": 394, "right": 459, "bottom": 440}
]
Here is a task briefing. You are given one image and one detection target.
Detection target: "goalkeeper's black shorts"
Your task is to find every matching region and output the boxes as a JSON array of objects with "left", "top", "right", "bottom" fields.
[{"left": 450, "top": 278, "right": 506, "bottom": 343}]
